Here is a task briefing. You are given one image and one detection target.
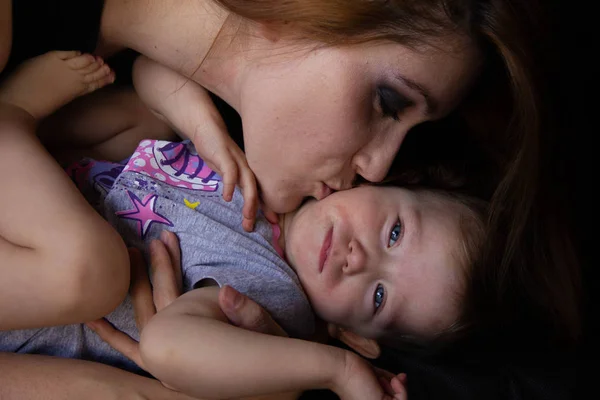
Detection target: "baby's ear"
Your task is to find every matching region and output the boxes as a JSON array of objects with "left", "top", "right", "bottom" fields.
[{"left": 328, "top": 324, "right": 381, "bottom": 359}]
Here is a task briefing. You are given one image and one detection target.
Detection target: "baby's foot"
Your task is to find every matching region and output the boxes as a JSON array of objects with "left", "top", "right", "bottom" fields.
[{"left": 0, "top": 50, "right": 115, "bottom": 119}]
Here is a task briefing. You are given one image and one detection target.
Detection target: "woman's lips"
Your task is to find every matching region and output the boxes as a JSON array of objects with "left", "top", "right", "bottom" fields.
[
  {"left": 315, "top": 183, "right": 333, "bottom": 200},
  {"left": 319, "top": 227, "right": 333, "bottom": 273}
]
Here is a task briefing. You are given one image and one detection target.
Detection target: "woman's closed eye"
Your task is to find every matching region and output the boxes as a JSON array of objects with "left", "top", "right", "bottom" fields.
[
  {"left": 388, "top": 220, "right": 403, "bottom": 247},
  {"left": 377, "top": 86, "right": 413, "bottom": 121}
]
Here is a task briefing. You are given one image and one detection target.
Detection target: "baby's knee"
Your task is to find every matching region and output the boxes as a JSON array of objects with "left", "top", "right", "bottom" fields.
[
  {"left": 58, "top": 223, "right": 130, "bottom": 320},
  {"left": 0, "top": 102, "right": 36, "bottom": 132}
]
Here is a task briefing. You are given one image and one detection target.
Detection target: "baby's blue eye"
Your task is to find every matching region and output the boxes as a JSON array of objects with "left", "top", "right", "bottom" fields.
[
  {"left": 374, "top": 284, "right": 385, "bottom": 311},
  {"left": 388, "top": 220, "right": 402, "bottom": 247}
]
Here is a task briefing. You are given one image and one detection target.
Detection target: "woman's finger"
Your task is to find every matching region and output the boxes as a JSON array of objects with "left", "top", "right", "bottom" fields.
[
  {"left": 128, "top": 248, "right": 156, "bottom": 331},
  {"left": 218, "top": 285, "right": 288, "bottom": 337},
  {"left": 160, "top": 230, "right": 183, "bottom": 294},
  {"left": 149, "top": 239, "right": 180, "bottom": 311},
  {"left": 86, "top": 319, "right": 146, "bottom": 370}
]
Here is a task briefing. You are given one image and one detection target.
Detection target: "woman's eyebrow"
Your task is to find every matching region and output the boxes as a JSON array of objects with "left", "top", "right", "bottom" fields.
[{"left": 394, "top": 74, "right": 437, "bottom": 116}]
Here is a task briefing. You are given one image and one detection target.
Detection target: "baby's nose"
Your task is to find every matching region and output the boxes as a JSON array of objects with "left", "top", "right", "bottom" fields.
[{"left": 343, "top": 239, "right": 366, "bottom": 275}]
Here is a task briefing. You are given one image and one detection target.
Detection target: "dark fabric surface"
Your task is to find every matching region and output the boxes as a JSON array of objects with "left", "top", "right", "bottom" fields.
[{"left": 1, "top": 0, "right": 105, "bottom": 80}]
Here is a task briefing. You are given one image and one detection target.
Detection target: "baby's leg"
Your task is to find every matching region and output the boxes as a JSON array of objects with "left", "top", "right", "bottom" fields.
[
  {"left": 0, "top": 106, "right": 130, "bottom": 330},
  {"left": 0, "top": 50, "right": 114, "bottom": 119},
  {"left": 38, "top": 87, "right": 176, "bottom": 165},
  {"left": 0, "top": 53, "right": 128, "bottom": 330}
]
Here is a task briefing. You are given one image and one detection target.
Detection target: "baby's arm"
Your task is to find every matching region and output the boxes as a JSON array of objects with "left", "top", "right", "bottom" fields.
[
  {"left": 140, "top": 286, "right": 395, "bottom": 400},
  {"left": 132, "top": 55, "right": 258, "bottom": 231}
]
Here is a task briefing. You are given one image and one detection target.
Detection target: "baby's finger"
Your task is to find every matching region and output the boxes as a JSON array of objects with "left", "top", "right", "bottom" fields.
[
  {"left": 223, "top": 182, "right": 236, "bottom": 203},
  {"left": 391, "top": 375, "right": 407, "bottom": 400},
  {"left": 260, "top": 202, "right": 279, "bottom": 224},
  {"left": 373, "top": 366, "right": 396, "bottom": 381},
  {"left": 377, "top": 375, "right": 395, "bottom": 397},
  {"left": 397, "top": 373, "right": 407, "bottom": 385},
  {"left": 128, "top": 248, "right": 156, "bottom": 330},
  {"left": 218, "top": 153, "right": 238, "bottom": 203},
  {"left": 87, "top": 319, "right": 146, "bottom": 370},
  {"left": 240, "top": 171, "right": 258, "bottom": 233},
  {"left": 242, "top": 216, "right": 255, "bottom": 233}
]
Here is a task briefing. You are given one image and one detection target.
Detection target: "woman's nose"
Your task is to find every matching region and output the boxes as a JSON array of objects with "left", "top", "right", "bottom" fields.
[
  {"left": 352, "top": 131, "right": 406, "bottom": 183},
  {"left": 343, "top": 239, "right": 366, "bottom": 275}
]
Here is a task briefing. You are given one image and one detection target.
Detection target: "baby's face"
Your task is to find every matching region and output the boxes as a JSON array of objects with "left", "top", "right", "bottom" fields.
[{"left": 282, "top": 186, "right": 467, "bottom": 340}]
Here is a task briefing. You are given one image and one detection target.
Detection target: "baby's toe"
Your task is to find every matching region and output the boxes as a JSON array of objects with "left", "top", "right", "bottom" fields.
[
  {"left": 83, "top": 64, "right": 112, "bottom": 83},
  {"left": 54, "top": 50, "right": 82, "bottom": 60},
  {"left": 85, "top": 69, "right": 115, "bottom": 93},
  {"left": 65, "top": 53, "right": 97, "bottom": 70}
]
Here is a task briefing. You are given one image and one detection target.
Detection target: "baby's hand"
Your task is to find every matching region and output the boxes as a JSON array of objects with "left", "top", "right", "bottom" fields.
[
  {"left": 132, "top": 56, "right": 259, "bottom": 231},
  {"left": 191, "top": 125, "right": 259, "bottom": 232},
  {"left": 332, "top": 352, "right": 407, "bottom": 400}
]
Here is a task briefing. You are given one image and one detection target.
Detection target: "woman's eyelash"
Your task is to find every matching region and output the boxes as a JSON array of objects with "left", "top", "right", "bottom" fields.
[{"left": 377, "top": 86, "right": 412, "bottom": 121}]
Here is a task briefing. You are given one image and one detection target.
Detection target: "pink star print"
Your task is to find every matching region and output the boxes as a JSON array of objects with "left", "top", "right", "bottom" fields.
[{"left": 116, "top": 191, "right": 173, "bottom": 238}]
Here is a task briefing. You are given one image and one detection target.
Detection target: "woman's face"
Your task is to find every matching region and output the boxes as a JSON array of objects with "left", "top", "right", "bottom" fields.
[{"left": 239, "top": 37, "right": 480, "bottom": 213}]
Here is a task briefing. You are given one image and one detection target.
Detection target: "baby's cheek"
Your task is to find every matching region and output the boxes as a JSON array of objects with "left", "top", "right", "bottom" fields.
[{"left": 311, "top": 294, "right": 348, "bottom": 326}]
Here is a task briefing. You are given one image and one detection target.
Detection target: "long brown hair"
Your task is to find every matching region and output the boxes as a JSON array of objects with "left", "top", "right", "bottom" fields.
[{"left": 215, "top": 0, "right": 581, "bottom": 347}]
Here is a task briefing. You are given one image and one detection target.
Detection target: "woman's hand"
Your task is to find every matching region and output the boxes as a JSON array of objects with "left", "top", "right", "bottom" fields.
[
  {"left": 86, "top": 230, "right": 182, "bottom": 370},
  {"left": 331, "top": 351, "right": 407, "bottom": 400},
  {"left": 88, "top": 230, "right": 289, "bottom": 369},
  {"left": 217, "top": 284, "right": 288, "bottom": 338}
]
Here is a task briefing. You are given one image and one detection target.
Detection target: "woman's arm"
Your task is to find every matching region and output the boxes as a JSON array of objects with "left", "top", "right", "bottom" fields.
[
  {"left": 0, "top": 352, "right": 196, "bottom": 400},
  {"left": 140, "top": 286, "right": 395, "bottom": 400},
  {"left": 0, "top": 352, "right": 300, "bottom": 400}
]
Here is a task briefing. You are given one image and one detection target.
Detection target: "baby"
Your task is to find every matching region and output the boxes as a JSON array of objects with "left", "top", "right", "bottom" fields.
[
  {"left": 1, "top": 139, "right": 486, "bottom": 400},
  {"left": 0, "top": 50, "right": 129, "bottom": 331}
]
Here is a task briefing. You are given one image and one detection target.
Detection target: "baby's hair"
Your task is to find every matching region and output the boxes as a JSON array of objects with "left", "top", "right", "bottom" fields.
[
  {"left": 376, "top": 185, "right": 489, "bottom": 352},
  {"left": 426, "top": 189, "right": 488, "bottom": 343}
]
